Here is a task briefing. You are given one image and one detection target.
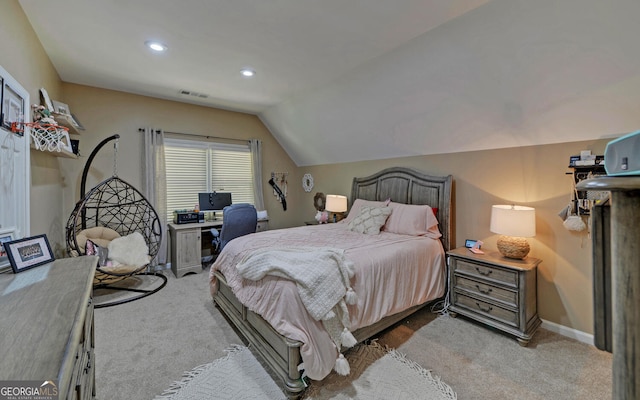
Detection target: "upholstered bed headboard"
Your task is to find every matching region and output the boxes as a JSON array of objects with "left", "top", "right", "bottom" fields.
[{"left": 350, "top": 167, "right": 453, "bottom": 252}]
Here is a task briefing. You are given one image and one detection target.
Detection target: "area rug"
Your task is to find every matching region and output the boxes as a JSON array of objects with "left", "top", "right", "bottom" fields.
[
  {"left": 304, "top": 341, "right": 457, "bottom": 400},
  {"left": 155, "top": 342, "right": 457, "bottom": 400}
]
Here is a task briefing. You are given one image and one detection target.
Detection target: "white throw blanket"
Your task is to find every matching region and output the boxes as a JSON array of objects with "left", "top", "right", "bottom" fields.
[{"left": 236, "top": 247, "right": 358, "bottom": 375}]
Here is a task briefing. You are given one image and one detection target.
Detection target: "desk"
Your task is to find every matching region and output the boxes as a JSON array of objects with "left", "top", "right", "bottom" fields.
[{"left": 168, "top": 219, "right": 269, "bottom": 278}]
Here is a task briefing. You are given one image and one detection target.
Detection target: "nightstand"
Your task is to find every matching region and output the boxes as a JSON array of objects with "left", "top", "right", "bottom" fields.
[
  {"left": 256, "top": 218, "right": 269, "bottom": 232},
  {"left": 447, "top": 247, "right": 541, "bottom": 346}
]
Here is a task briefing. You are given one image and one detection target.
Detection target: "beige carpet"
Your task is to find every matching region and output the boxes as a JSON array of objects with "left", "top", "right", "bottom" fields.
[
  {"left": 94, "top": 268, "right": 612, "bottom": 400},
  {"left": 154, "top": 342, "right": 456, "bottom": 400}
]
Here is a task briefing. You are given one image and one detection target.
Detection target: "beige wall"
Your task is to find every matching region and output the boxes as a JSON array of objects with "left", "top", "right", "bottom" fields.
[{"left": 3, "top": 0, "right": 611, "bottom": 335}]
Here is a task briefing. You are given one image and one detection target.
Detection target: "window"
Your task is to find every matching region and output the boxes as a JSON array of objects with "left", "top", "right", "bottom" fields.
[{"left": 164, "top": 138, "right": 254, "bottom": 221}]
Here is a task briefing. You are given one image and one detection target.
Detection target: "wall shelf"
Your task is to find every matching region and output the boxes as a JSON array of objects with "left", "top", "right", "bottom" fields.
[{"left": 568, "top": 160, "right": 607, "bottom": 215}]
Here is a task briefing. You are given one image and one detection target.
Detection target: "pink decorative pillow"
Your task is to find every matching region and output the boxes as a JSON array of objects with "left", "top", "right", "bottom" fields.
[
  {"left": 382, "top": 202, "right": 441, "bottom": 238},
  {"left": 341, "top": 198, "right": 389, "bottom": 224}
]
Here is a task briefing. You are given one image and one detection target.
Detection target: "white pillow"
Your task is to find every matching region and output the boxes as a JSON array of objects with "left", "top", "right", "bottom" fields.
[
  {"left": 107, "top": 231, "right": 150, "bottom": 267},
  {"left": 347, "top": 206, "right": 392, "bottom": 235},
  {"left": 341, "top": 198, "right": 390, "bottom": 224}
]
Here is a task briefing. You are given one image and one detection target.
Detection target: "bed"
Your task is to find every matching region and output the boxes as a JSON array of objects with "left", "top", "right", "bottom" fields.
[{"left": 209, "top": 167, "right": 453, "bottom": 398}]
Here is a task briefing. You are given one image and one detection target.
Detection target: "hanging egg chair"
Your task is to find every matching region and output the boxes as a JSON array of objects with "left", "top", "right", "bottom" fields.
[{"left": 65, "top": 134, "right": 167, "bottom": 308}]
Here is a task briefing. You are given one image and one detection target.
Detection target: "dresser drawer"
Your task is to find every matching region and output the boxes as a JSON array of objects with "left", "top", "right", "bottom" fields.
[
  {"left": 256, "top": 220, "right": 269, "bottom": 232},
  {"left": 452, "top": 291, "right": 519, "bottom": 328},
  {"left": 76, "top": 349, "right": 94, "bottom": 400},
  {"left": 453, "top": 259, "right": 518, "bottom": 288},
  {"left": 453, "top": 275, "right": 518, "bottom": 308}
]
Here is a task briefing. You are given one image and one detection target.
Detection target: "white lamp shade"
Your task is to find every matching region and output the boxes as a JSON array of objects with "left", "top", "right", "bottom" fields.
[
  {"left": 490, "top": 205, "right": 536, "bottom": 238},
  {"left": 325, "top": 195, "right": 348, "bottom": 212}
]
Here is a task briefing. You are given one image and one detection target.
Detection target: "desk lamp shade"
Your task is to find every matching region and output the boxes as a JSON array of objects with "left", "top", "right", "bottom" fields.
[
  {"left": 326, "top": 195, "right": 348, "bottom": 222},
  {"left": 490, "top": 205, "right": 536, "bottom": 259}
]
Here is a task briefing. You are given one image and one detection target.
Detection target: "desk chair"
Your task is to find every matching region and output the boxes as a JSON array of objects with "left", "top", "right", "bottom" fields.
[{"left": 211, "top": 203, "right": 258, "bottom": 255}]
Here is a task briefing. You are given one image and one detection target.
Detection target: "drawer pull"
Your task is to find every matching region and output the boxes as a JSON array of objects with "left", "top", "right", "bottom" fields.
[
  {"left": 475, "top": 302, "right": 493, "bottom": 313},
  {"left": 475, "top": 285, "right": 493, "bottom": 295},
  {"left": 475, "top": 267, "right": 493, "bottom": 276},
  {"left": 84, "top": 351, "right": 92, "bottom": 374}
]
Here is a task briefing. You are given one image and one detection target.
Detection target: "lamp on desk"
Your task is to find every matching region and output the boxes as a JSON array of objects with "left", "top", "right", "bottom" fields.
[
  {"left": 325, "top": 195, "right": 348, "bottom": 223},
  {"left": 490, "top": 204, "right": 536, "bottom": 259}
]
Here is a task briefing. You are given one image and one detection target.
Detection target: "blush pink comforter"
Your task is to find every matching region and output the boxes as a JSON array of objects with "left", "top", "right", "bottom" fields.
[{"left": 209, "top": 222, "right": 446, "bottom": 380}]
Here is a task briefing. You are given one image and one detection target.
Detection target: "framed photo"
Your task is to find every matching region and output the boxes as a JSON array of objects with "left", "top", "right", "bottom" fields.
[
  {"left": 39, "top": 88, "right": 54, "bottom": 112},
  {"left": 70, "top": 113, "right": 85, "bottom": 130},
  {"left": 5, "top": 234, "right": 55, "bottom": 273},
  {"left": 0, "top": 227, "right": 16, "bottom": 273},
  {"left": 52, "top": 100, "right": 70, "bottom": 115}
]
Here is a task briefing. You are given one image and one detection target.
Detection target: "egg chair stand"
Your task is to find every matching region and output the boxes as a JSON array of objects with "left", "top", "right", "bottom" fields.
[{"left": 65, "top": 134, "right": 167, "bottom": 308}]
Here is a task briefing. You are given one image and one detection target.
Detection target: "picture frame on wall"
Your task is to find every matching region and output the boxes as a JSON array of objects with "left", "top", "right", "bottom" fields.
[
  {"left": 52, "top": 99, "right": 70, "bottom": 115},
  {"left": 4, "top": 234, "right": 55, "bottom": 273},
  {"left": 39, "top": 88, "right": 54, "bottom": 112},
  {"left": 0, "top": 227, "right": 16, "bottom": 273}
]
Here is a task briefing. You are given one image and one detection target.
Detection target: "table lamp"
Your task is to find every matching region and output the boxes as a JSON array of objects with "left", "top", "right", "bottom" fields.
[
  {"left": 325, "top": 194, "right": 348, "bottom": 223},
  {"left": 490, "top": 205, "right": 536, "bottom": 259}
]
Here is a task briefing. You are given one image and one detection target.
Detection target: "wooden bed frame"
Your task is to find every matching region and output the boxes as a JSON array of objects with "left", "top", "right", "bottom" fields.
[{"left": 212, "top": 167, "right": 453, "bottom": 398}]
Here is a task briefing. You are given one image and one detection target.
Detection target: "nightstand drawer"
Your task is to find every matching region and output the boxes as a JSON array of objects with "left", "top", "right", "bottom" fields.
[
  {"left": 454, "top": 275, "right": 518, "bottom": 307},
  {"left": 453, "top": 259, "right": 518, "bottom": 288},
  {"left": 453, "top": 292, "right": 519, "bottom": 328}
]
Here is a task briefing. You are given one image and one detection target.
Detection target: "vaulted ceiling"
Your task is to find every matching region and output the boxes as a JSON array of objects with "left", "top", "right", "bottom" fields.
[{"left": 18, "top": 0, "right": 640, "bottom": 166}]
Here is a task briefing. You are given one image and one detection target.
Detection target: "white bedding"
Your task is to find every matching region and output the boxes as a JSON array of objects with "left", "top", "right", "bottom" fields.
[{"left": 209, "top": 222, "right": 446, "bottom": 380}]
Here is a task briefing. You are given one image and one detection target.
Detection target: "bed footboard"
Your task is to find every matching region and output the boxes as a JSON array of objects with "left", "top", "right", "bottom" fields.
[
  {"left": 213, "top": 271, "right": 306, "bottom": 399},
  {"left": 213, "top": 271, "right": 432, "bottom": 398}
]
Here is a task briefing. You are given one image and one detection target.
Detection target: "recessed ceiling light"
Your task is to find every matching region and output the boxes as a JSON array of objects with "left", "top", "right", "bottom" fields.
[
  {"left": 240, "top": 68, "right": 256, "bottom": 77},
  {"left": 145, "top": 41, "right": 167, "bottom": 52}
]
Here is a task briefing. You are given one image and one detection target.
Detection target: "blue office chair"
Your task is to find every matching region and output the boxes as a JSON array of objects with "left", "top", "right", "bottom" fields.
[{"left": 211, "top": 203, "right": 258, "bottom": 254}]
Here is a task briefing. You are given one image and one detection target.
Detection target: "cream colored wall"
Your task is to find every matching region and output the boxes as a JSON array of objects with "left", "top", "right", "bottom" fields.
[{"left": 301, "top": 139, "right": 609, "bottom": 334}]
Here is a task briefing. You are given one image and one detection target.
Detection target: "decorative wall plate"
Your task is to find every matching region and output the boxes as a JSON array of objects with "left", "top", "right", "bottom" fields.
[{"left": 302, "top": 173, "right": 314, "bottom": 192}]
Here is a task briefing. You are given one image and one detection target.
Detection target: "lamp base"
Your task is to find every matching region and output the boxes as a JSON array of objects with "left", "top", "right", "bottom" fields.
[{"left": 497, "top": 236, "right": 530, "bottom": 259}]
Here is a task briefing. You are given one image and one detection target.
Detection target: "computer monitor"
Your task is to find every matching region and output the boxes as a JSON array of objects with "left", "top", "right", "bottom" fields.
[{"left": 198, "top": 192, "right": 232, "bottom": 212}]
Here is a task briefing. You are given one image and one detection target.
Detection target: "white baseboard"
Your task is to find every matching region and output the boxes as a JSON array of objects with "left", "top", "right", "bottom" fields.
[{"left": 541, "top": 318, "right": 594, "bottom": 346}]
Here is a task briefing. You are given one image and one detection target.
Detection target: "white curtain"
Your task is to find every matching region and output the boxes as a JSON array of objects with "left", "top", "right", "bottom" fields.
[
  {"left": 250, "top": 139, "right": 265, "bottom": 211},
  {"left": 143, "top": 127, "right": 168, "bottom": 266}
]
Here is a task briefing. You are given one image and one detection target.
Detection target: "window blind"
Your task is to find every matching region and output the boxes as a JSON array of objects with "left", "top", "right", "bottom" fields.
[{"left": 164, "top": 138, "right": 254, "bottom": 222}]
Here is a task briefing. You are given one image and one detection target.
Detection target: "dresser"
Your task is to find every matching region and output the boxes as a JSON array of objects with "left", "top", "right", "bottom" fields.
[
  {"left": 0, "top": 256, "right": 97, "bottom": 399},
  {"left": 447, "top": 247, "right": 541, "bottom": 346}
]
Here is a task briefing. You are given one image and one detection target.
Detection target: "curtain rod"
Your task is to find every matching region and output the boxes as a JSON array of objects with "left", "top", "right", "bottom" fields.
[{"left": 138, "top": 128, "right": 249, "bottom": 143}]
